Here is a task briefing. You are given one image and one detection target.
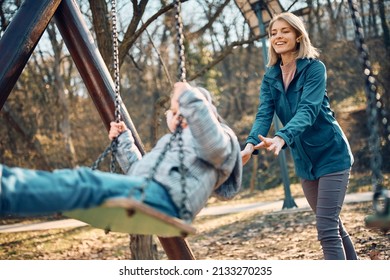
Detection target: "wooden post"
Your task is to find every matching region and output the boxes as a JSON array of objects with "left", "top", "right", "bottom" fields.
[
  {"left": 53, "top": 0, "right": 144, "bottom": 152},
  {"left": 55, "top": 0, "right": 195, "bottom": 260}
]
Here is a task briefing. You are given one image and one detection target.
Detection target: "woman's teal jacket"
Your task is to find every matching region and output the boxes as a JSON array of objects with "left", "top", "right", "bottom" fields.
[{"left": 246, "top": 58, "right": 353, "bottom": 180}]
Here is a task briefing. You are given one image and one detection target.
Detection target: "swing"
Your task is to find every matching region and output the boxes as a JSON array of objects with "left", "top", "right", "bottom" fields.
[
  {"left": 347, "top": 0, "right": 390, "bottom": 233},
  {"left": 65, "top": 0, "right": 196, "bottom": 238}
]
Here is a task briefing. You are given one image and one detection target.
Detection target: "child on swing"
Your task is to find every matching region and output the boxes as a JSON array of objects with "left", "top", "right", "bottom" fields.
[{"left": 0, "top": 82, "right": 242, "bottom": 222}]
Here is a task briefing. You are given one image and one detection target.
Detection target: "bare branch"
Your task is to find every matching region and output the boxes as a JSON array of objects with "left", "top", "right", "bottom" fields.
[{"left": 189, "top": 35, "right": 262, "bottom": 80}]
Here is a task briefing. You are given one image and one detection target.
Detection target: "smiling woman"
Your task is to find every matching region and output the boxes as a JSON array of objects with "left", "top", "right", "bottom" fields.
[{"left": 240, "top": 12, "right": 358, "bottom": 260}]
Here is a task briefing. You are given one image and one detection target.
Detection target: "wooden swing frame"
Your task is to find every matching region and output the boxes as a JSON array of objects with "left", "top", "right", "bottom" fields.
[{"left": 0, "top": 0, "right": 195, "bottom": 260}]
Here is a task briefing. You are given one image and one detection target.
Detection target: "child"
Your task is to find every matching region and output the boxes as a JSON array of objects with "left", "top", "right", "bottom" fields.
[{"left": 1, "top": 82, "right": 242, "bottom": 222}]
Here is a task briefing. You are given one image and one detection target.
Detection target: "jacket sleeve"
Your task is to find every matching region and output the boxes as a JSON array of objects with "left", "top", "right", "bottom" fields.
[
  {"left": 246, "top": 76, "right": 275, "bottom": 148},
  {"left": 179, "top": 89, "right": 233, "bottom": 168},
  {"left": 275, "top": 60, "right": 326, "bottom": 146},
  {"left": 114, "top": 130, "right": 142, "bottom": 174}
]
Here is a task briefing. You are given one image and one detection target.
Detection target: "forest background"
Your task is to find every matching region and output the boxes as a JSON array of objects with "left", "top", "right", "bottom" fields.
[{"left": 0, "top": 0, "right": 389, "bottom": 259}]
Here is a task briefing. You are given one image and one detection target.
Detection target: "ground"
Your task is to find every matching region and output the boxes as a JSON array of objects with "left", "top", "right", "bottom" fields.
[
  {"left": 187, "top": 201, "right": 389, "bottom": 260},
  {"left": 1, "top": 184, "right": 389, "bottom": 260}
]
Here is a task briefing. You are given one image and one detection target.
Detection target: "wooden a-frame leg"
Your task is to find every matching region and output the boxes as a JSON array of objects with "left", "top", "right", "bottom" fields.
[
  {"left": 159, "top": 237, "right": 196, "bottom": 260},
  {"left": 0, "top": 0, "right": 62, "bottom": 108},
  {"left": 55, "top": 0, "right": 195, "bottom": 260},
  {"left": 0, "top": 0, "right": 196, "bottom": 260}
]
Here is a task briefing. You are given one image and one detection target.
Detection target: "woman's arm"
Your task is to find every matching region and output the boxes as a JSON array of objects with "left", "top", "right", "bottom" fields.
[
  {"left": 275, "top": 61, "right": 326, "bottom": 146},
  {"left": 246, "top": 78, "right": 275, "bottom": 147}
]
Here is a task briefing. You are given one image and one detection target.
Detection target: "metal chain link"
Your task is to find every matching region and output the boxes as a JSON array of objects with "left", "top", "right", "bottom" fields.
[
  {"left": 91, "top": 0, "right": 121, "bottom": 173},
  {"left": 109, "top": 0, "right": 122, "bottom": 173},
  {"left": 91, "top": 144, "right": 113, "bottom": 170},
  {"left": 174, "top": 0, "right": 186, "bottom": 82},
  {"left": 111, "top": 0, "right": 121, "bottom": 123},
  {"left": 132, "top": 2, "right": 190, "bottom": 219},
  {"left": 348, "top": 0, "right": 389, "bottom": 214},
  {"left": 174, "top": 0, "right": 190, "bottom": 219},
  {"left": 92, "top": 1, "right": 191, "bottom": 219},
  {"left": 90, "top": 137, "right": 119, "bottom": 172},
  {"left": 176, "top": 121, "right": 191, "bottom": 220},
  {"left": 142, "top": 117, "right": 191, "bottom": 220}
]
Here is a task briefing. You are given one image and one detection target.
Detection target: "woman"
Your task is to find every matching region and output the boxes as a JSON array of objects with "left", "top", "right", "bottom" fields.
[
  {"left": 241, "top": 12, "right": 358, "bottom": 260},
  {"left": 1, "top": 82, "right": 242, "bottom": 222}
]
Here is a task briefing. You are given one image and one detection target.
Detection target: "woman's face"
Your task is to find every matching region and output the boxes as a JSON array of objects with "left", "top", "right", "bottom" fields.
[{"left": 270, "top": 19, "right": 299, "bottom": 57}]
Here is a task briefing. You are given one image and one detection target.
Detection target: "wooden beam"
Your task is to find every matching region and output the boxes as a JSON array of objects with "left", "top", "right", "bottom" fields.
[
  {"left": 53, "top": 0, "right": 144, "bottom": 152},
  {"left": 0, "top": 0, "right": 61, "bottom": 109}
]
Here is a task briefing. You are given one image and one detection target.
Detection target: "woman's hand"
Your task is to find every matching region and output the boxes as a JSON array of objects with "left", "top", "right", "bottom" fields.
[
  {"left": 109, "top": 121, "right": 128, "bottom": 140},
  {"left": 256, "top": 135, "right": 285, "bottom": 156},
  {"left": 241, "top": 144, "right": 254, "bottom": 166}
]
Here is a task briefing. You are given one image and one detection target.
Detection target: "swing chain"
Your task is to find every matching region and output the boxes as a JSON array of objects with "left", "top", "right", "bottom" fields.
[
  {"left": 90, "top": 140, "right": 118, "bottom": 172},
  {"left": 142, "top": 116, "right": 191, "bottom": 220},
  {"left": 174, "top": 0, "right": 186, "bottom": 82},
  {"left": 177, "top": 119, "right": 191, "bottom": 220},
  {"left": 111, "top": 0, "right": 122, "bottom": 123},
  {"left": 91, "top": 0, "right": 121, "bottom": 173},
  {"left": 174, "top": 0, "right": 191, "bottom": 219},
  {"left": 348, "top": 0, "right": 389, "bottom": 215},
  {"left": 109, "top": 0, "right": 122, "bottom": 173},
  {"left": 92, "top": 1, "right": 192, "bottom": 220},
  {"left": 137, "top": 2, "right": 191, "bottom": 220}
]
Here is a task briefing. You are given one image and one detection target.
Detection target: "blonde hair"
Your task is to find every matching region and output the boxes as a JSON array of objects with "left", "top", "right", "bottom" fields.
[{"left": 267, "top": 12, "right": 319, "bottom": 67}]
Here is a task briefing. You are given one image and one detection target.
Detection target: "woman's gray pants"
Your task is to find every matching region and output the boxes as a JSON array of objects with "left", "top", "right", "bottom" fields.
[{"left": 301, "top": 169, "right": 358, "bottom": 260}]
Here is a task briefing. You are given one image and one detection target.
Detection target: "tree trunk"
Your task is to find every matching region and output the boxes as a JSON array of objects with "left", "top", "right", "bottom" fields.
[
  {"left": 129, "top": 235, "right": 158, "bottom": 260},
  {"left": 48, "top": 22, "right": 78, "bottom": 167},
  {"left": 88, "top": 0, "right": 113, "bottom": 70}
]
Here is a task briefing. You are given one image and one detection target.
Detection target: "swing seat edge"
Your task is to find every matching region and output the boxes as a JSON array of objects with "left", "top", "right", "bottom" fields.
[{"left": 63, "top": 197, "right": 196, "bottom": 237}]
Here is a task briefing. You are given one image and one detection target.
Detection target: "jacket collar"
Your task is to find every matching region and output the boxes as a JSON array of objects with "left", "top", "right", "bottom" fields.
[{"left": 266, "top": 58, "right": 312, "bottom": 79}]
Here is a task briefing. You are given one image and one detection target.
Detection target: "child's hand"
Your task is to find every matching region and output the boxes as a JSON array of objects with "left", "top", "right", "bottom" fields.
[
  {"left": 109, "top": 121, "right": 128, "bottom": 140},
  {"left": 241, "top": 144, "right": 254, "bottom": 166},
  {"left": 172, "top": 82, "right": 192, "bottom": 103},
  {"left": 166, "top": 82, "right": 191, "bottom": 132}
]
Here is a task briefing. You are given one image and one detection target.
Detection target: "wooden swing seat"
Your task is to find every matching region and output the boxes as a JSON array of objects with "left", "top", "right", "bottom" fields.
[{"left": 64, "top": 198, "right": 196, "bottom": 237}]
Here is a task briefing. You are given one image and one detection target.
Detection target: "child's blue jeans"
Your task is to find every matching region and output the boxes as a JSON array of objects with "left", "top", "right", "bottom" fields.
[{"left": 0, "top": 164, "right": 179, "bottom": 218}]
